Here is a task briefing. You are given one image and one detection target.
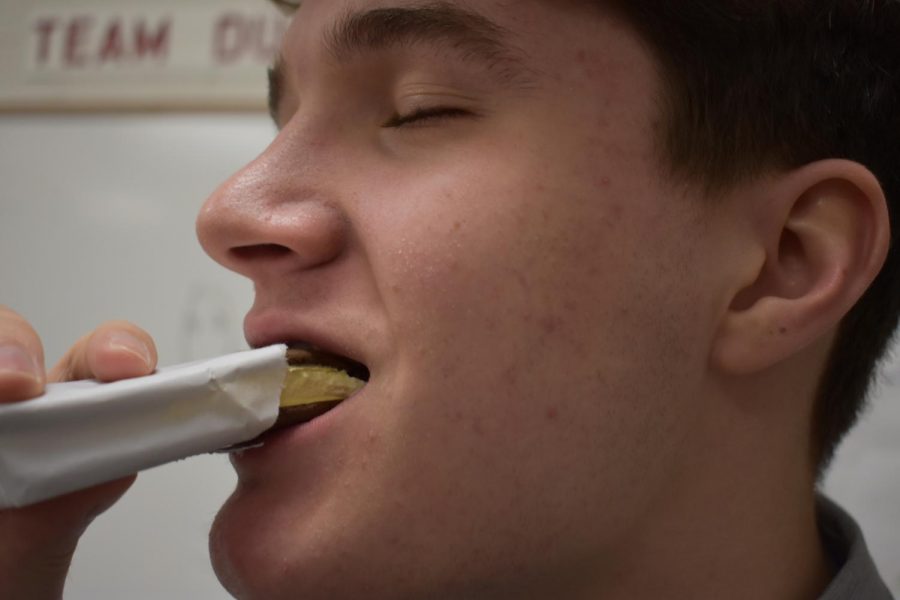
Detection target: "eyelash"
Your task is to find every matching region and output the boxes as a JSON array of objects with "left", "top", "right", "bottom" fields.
[{"left": 385, "top": 107, "right": 472, "bottom": 128}]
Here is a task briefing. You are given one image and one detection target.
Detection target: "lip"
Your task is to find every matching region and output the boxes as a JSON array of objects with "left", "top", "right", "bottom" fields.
[
  {"left": 235, "top": 308, "right": 374, "bottom": 472},
  {"left": 229, "top": 374, "right": 368, "bottom": 473},
  {"left": 244, "top": 308, "right": 371, "bottom": 371}
]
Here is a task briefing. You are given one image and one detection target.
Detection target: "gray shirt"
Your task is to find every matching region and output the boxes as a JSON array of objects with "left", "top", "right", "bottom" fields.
[{"left": 819, "top": 496, "right": 894, "bottom": 599}]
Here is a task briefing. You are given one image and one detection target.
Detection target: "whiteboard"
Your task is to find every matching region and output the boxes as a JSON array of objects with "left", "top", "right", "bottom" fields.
[{"left": 0, "top": 114, "right": 266, "bottom": 599}]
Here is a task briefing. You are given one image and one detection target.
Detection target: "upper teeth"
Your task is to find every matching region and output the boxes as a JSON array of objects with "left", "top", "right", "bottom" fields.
[{"left": 287, "top": 345, "right": 370, "bottom": 382}]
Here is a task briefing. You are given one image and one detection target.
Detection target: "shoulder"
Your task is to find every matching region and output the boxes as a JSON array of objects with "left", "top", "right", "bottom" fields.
[{"left": 817, "top": 496, "right": 895, "bottom": 600}]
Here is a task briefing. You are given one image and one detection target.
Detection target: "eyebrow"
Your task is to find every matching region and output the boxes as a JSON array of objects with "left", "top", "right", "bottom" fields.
[{"left": 268, "top": 2, "right": 534, "bottom": 126}]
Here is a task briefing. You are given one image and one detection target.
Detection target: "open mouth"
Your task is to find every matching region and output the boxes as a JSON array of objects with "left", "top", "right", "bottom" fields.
[
  {"left": 286, "top": 342, "right": 370, "bottom": 382},
  {"left": 225, "top": 343, "right": 369, "bottom": 451},
  {"left": 277, "top": 343, "right": 369, "bottom": 421}
]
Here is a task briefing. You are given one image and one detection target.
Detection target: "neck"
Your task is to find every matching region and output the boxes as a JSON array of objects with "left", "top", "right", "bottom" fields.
[
  {"left": 573, "top": 376, "right": 834, "bottom": 600},
  {"left": 591, "top": 465, "right": 833, "bottom": 600}
]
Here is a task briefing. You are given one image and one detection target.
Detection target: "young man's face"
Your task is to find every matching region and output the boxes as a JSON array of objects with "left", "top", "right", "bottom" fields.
[{"left": 198, "top": 1, "right": 727, "bottom": 597}]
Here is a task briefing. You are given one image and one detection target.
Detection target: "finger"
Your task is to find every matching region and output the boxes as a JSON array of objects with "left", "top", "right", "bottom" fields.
[
  {"left": 49, "top": 321, "right": 157, "bottom": 383},
  {"left": 0, "top": 306, "right": 46, "bottom": 402},
  {"left": 0, "top": 475, "right": 136, "bottom": 545},
  {"left": 0, "top": 474, "right": 136, "bottom": 596}
]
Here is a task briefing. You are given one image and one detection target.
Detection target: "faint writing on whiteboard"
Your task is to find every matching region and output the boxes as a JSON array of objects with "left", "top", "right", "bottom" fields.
[{"left": 179, "top": 283, "right": 245, "bottom": 362}]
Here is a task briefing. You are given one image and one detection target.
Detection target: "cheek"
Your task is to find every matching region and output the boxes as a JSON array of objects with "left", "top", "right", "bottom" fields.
[
  {"left": 374, "top": 163, "right": 646, "bottom": 382},
  {"left": 367, "top": 146, "right": 691, "bottom": 397},
  {"left": 364, "top": 163, "right": 707, "bottom": 544}
]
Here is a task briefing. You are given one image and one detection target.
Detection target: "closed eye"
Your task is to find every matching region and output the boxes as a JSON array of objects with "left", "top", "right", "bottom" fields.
[{"left": 384, "top": 107, "right": 473, "bottom": 128}]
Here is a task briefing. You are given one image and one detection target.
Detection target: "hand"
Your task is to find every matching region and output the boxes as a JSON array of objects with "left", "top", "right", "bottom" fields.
[{"left": 0, "top": 307, "right": 157, "bottom": 600}]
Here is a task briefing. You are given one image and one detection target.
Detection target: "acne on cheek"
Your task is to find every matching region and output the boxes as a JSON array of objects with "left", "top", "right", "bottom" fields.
[
  {"left": 538, "top": 315, "right": 563, "bottom": 336},
  {"left": 603, "top": 202, "right": 625, "bottom": 227},
  {"left": 577, "top": 54, "right": 601, "bottom": 81}
]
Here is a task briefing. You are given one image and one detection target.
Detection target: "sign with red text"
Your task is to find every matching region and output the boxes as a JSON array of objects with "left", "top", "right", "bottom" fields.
[{"left": 0, "top": 0, "right": 289, "bottom": 111}]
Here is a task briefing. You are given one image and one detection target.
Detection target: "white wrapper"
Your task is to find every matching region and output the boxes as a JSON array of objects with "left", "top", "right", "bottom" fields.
[{"left": 0, "top": 344, "right": 288, "bottom": 509}]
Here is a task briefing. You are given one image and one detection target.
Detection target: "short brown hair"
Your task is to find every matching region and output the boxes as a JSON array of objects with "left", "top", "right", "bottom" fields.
[{"left": 607, "top": 0, "right": 900, "bottom": 471}]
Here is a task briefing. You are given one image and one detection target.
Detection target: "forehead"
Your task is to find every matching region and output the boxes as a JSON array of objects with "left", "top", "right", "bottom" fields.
[{"left": 279, "top": 0, "right": 637, "bottom": 73}]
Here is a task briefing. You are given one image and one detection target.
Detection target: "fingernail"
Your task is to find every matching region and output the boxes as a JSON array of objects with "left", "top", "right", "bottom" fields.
[
  {"left": 0, "top": 344, "right": 40, "bottom": 379},
  {"left": 106, "top": 332, "right": 153, "bottom": 366}
]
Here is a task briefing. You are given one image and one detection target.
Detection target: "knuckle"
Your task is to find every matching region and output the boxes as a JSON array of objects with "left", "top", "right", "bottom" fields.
[
  {"left": 83, "top": 322, "right": 156, "bottom": 379},
  {"left": 0, "top": 307, "right": 44, "bottom": 359},
  {"left": 0, "top": 308, "right": 33, "bottom": 336}
]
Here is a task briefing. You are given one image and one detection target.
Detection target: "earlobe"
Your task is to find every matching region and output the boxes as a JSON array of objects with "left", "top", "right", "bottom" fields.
[{"left": 711, "top": 160, "right": 890, "bottom": 375}]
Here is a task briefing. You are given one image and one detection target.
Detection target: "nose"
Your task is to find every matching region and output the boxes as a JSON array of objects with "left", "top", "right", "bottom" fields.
[{"left": 196, "top": 135, "right": 349, "bottom": 282}]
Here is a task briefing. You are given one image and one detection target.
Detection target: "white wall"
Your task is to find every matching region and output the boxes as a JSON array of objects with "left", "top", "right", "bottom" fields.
[
  {"left": 0, "top": 114, "right": 264, "bottom": 599},
  {"left": 0, "top": 114, "right": 897, "bottom": 598}
]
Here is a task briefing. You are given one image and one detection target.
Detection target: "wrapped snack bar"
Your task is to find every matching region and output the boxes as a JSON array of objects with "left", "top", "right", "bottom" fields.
[{"left": 0, "top": 345, "right": 290, "bottom": 509}]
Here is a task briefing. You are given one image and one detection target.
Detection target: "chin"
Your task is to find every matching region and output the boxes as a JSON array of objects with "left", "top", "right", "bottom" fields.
[
  {"left": 209, "top": 487, "right": 289, "bottom": 600},
  {"left": 209, "top": 484, "right": 421, "bottom": 600},
  {"left": 208, "top": 486, "right": 347, "bottom": 599}
]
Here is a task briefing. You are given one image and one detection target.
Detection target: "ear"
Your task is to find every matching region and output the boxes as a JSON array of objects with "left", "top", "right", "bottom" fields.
[{"left": 711, "top": 160, "right": 890, "bottom": 375}]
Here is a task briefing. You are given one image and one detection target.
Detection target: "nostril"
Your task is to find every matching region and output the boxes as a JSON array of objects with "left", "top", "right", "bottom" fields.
[{"left": 230, "top": 244, "right": 293, "bottom": 262}]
